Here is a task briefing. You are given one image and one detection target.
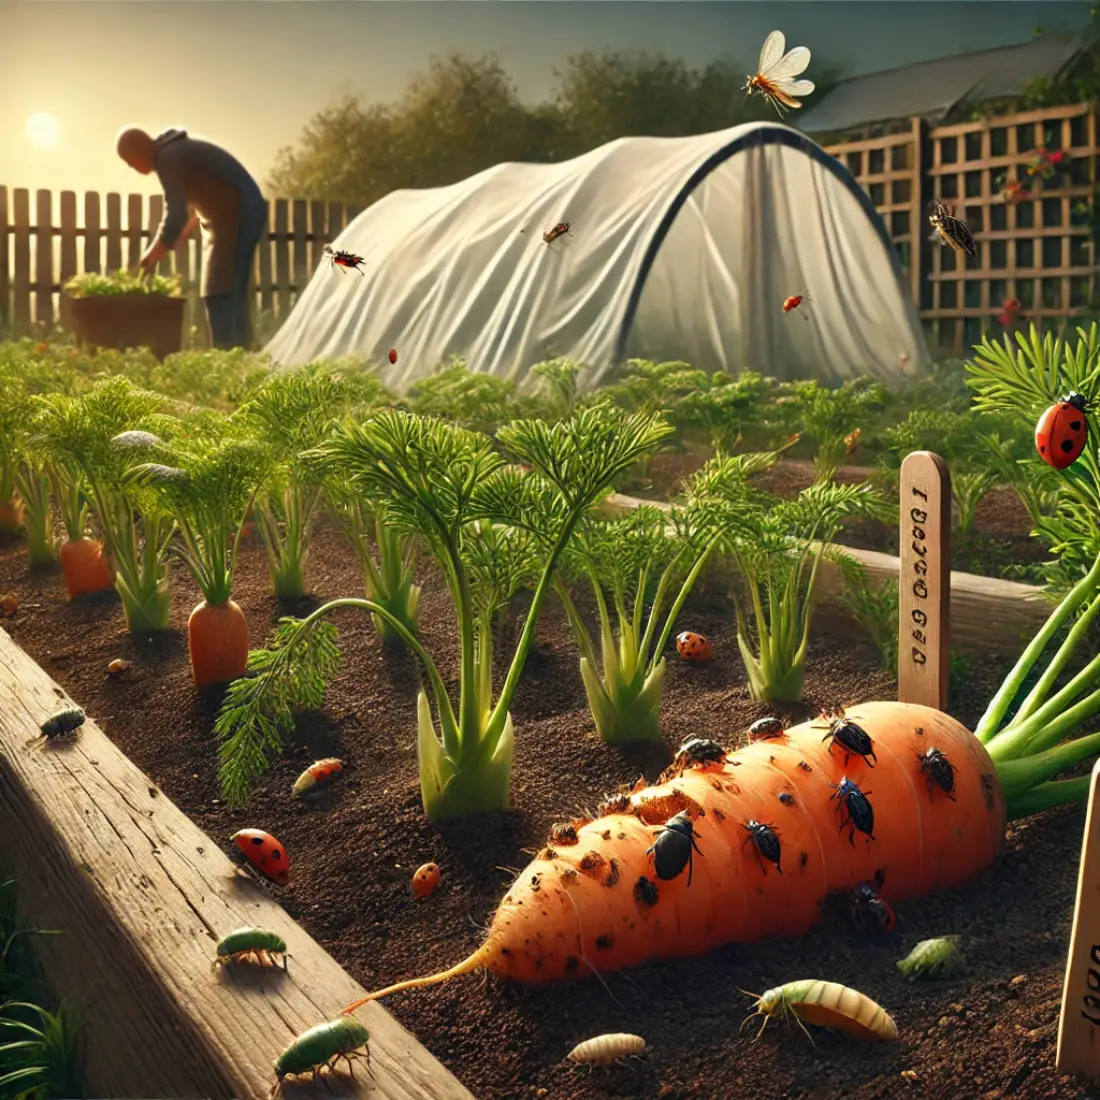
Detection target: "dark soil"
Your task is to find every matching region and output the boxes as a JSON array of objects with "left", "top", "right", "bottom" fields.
[
  {"left": 1, "top": 521, "right": 1097, "bottom": 1100},
  {"left": 630, "top": 455, "right": 1051, "bottom": 584}
]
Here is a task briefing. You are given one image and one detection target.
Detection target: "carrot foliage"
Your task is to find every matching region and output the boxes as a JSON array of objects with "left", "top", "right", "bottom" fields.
[
  {"left": 31, "top": 376, "right": 180, "bottom": 632},
  {"left": 212, "top": 404, "right": 672, "bottom": 817}
]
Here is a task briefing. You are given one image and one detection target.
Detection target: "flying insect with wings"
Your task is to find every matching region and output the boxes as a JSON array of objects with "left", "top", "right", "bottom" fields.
[
  {"left": 323, "top": 245, "right": 367, "bottom": 275},
  {"left": 745, "top": 30, "right": 815, "bottom": 114},
  {"left": 928, "top": 202, "right": 977, "bottom": 261}
]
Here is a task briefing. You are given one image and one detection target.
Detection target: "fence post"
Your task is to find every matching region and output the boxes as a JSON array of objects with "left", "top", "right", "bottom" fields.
[
  {"left": 0, "top": 186, "right": 8, "bottom": 332},
  {"left": 908, "top": 116, "right": 925, "bottom": 309}
]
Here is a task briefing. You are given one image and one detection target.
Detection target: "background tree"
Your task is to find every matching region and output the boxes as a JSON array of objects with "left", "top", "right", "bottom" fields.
[{"left": 268, "top": 49, "right": 846, "bottom": 206}]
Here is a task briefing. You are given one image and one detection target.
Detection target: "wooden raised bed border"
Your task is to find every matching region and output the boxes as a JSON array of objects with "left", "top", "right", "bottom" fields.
[
  {"left": 607, "top": 492, "right": 1052, "bottom": 655},
  {"left": 0, "top": 627, "right": 474, "bottom": 1100}
]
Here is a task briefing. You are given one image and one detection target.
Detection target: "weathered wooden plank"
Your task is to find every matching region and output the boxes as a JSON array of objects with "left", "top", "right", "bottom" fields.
[
  {"left": 274, "top": 199, "right": 291, "bottom": 322},
  {"left": 83, "top": 191, "right": 102, "bottom": 275},
  {"left": 105, "top": 192, "right": 122, "bottom": 272},
  {"left": 258, "top": 201, "right": 274, "bottom": 315},
  {"left": 58, "top": 191, "right": 78, "bottom": 328},
  {"left": 35, "top": 189, "right": 54, "bottom": 329},
  {"left": 606, "top": 492, "right": 1051, "bottom": 655},
  {"left": 12, "top": 188, "right": 31, "bottom": 333},
  {"left": 0, "top": 185, "right": 9, "bottom": 331},
  {"left": 126, "top": 194, "right": 144, "bottom": 270},
  {"left": 0, "top": 628, "right": 475, "bottom": 1100},
  {"left": 292, "top": 198, "right": 308, "bottom": 304}
]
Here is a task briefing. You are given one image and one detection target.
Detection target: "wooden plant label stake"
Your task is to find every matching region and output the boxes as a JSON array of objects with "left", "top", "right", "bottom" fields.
[
  {"left": 897, "top": 451, "right": 950, "bottom": 711},
  {"left": 1057, "top": 759, "right": 1100, "bottom": 1080}
]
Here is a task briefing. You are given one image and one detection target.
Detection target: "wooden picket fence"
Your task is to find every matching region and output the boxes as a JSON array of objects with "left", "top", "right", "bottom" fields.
[
  {"left": 825, "top": 101, "right": 1100, "bottom": 353},
  {"left": 0, "top": 186, "right": 361, "bottom": 339}
]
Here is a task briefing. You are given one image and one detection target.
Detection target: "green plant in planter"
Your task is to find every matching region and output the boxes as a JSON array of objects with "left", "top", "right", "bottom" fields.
[
  {"left": 406, "top": 358, "right": 521, "bottom": 435},
  {"left": 213, "top": 405, "right": 671, "bottom": 817},
  {"left": 675, "top": 370, "right": 776, "bottom": 457},
  {"left": 64, "top": 270, "right": 181, "bottom": 298},
  {"left": 715, "top": 476, "right": 894, "bottom": 703}
]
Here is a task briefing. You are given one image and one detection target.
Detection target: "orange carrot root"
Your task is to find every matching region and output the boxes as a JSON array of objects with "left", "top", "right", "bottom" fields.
[
  {"left": 188, "top": 599, "right": 250, "bottom": 688},
  {"left": 59, "top": 537, "right": 115, "bottom": 598},
  {"left": 345, "top": 702, "right": 1005, "bottom": 1002},
  {"left": 0, "top": 498, "right": 24, "bottom": 534}
]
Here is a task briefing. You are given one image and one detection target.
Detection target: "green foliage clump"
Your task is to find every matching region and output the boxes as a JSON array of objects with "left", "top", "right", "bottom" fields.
[{"left": 64, "top": 270, "right": 181, "bottom": 298}]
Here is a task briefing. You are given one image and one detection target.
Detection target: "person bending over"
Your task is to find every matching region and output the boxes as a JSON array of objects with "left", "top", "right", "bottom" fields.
[{"left": 117, "top": 126, "right": 267, "bottom": 349}]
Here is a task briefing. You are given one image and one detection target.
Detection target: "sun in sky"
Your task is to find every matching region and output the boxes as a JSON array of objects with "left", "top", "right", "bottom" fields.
[{"left": 26, "top": 111, "right": 60, "bottom": 148}]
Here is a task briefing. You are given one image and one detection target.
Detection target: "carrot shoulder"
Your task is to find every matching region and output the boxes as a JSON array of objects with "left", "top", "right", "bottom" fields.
[
  {"left": 188, "top": 599, "right": 250, "bottom": 688},
  {"left": 59, "top": 536, "right": 115, "bottom": 598},
  {"left": 344, "top": 702, "right": 1004, "bottom": 1011}
]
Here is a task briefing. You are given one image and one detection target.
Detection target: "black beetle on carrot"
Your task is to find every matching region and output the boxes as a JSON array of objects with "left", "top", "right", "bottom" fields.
[
  {"left": 646, "top": 811, "right": 703, "bottom": 886},
  {"left": 830, "top": 777, "right": 875, "bottom": 845},
  {"left": 817, "top": 711, "right": 877, "bottom": 768},
  {"left": 747, "top": 716, "right": 785, "bottom": 742},
  {"left": 916, "top": 746, "right": 958, "bottom": 801},
  {"left": 741, "top": 820, "right": 783, "bottom": 874}
]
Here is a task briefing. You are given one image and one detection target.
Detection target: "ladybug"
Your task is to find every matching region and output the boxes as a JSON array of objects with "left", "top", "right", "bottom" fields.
[
  {"left": 676, "top": 631, "right": 713, "bottom": 662},
  {"left": 411, "top": 862, "right": 441, "bottom": 899},
  {"left": 388, "top": 349, "right": 398, "bottom": 364},
  {"left": 748, "top": 716, "right": 785, "bottom": 741},
  {"left": 646, "top": 812, "right": 703, "bottom": 886},
  {"left": 1035, "top": 392, "right": 1089, "bottom": 469},
  {"left": 231, "top": 829, "right": 290, "bottom": 886}
]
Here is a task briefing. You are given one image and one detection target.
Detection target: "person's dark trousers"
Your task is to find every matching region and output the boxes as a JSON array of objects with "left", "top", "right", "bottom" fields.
[{"left": 203, "top": 196, "right": 268, "bottom": 349}]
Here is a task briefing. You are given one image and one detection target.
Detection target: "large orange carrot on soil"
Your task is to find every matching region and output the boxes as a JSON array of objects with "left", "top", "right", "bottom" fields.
[
  {"left": 59, "top": 536, "right": 115, "bottom": 598},
  {"left": 188, "top": 599, "right": 250, "bottom": 687}
]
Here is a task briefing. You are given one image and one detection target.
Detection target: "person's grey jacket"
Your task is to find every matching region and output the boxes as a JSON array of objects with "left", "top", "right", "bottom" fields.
[{"left": 152, "top": 128, "right": 266, "bottom": 298}]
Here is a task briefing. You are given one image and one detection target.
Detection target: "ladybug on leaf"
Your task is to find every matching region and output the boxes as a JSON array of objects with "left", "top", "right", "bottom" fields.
[{"left": 1035, "top": 392, "right": 1090, "bottom": 470}]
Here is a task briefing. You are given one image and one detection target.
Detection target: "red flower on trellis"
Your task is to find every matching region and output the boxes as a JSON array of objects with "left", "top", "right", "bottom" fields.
[
  {"left": 996, "top": 297, "right": 1023, "bottom": 326},
  {"left": 1001, "top": 178, "right": 1032, "bottom": 204},
  {"left": 1026, "top": 147, "right": 1071, "bottom": 180}
]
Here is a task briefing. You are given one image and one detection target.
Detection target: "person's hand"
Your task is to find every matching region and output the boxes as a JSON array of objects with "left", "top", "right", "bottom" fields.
[{"left": 139, "top": 239, "right": 168, "bottom": 271}]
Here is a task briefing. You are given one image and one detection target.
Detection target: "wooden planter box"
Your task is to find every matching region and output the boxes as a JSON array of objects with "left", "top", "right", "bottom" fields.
[
  {"left": 67, "top": 293, "right": 186, "bottom": 360},
  {"left": 0, "top": 627, "right": 473, "bottom": 1100}
]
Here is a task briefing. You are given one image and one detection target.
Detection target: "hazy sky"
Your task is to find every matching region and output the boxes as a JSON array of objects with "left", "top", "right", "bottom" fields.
[{"left": 2, "top": 1, "right": 1090, "bottom": 199}]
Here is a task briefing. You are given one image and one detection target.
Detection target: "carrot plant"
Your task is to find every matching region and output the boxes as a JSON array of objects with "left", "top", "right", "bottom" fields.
[
  {"left": 322, "top": 473, "right": 422, "bottom": 646},
  {"left": 12, "top": 458, "right": 57, "bottom": 566},
  {"left": 966, "top": 322, "right": 1100, "bottom": 599},
  {"left": 715, "top": 476, "right": 893, "bottom": 702},
  {"left": 781, "top": 378, "right": 887, "bottom": 480},
  {"left": 676, "top": 370, "right": 776, "bottom": 457},
  {"left": 553, "top": 454, "right": 775, "bottom": 744},
  {"left": 32, "top": 376, "right": 178, "bottom": 629},
  {"left": 124, "top": 424, "right": 272, "bottom": 686},
  {"left": 213, "top": 405, "right": 671, "bottom": 816},
  {"left": 233, "top": 367, "right": 365, "bottom": 599},
  {"left": 407, "top": 359, "right": 521, "bottom": 434}
]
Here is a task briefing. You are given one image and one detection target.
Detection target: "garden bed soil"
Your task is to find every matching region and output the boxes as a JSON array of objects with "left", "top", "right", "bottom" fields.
[
  {"left": 0, "top": 521, "right": 1096, "bottom": 1100},
  {"left": 630, "top": 454, "right": 1049, "bottom": 582}
]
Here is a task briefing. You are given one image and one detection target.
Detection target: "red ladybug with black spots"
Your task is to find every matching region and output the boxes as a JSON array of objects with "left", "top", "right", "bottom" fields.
[
  {"left": 1035, "top": 392, "right": 1089, "bottom": 470},
  {"left": 232, "top": 828, "right": 289, "bottom": 886},
  {"left": 676, "top": 631, "right": 713, "bottom": 662}
]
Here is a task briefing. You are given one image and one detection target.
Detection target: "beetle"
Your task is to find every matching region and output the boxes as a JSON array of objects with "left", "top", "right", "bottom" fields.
[
  {"left": 850, "top": 883, "right": 897, "bottom": 935},
  {"left": 928, "top": 201, "right": 977, "bottom": 260},
  {"left": 672, "top": 736, "right": 726, "bottom": 774},
  {"left": 675, "top": 631, "right": 713, "bottom": 662},
  {"left": 741, "top": 820, "right": 783, "bottom": 874},
  {"left": 1035, "top": 392, "right": 1089, "bottom": 470},
  {"left": 271, "top": 1016, "right": 371, "bottom": 1096},
  {"left": 646, "top": 811, "right": 703, "bottom": 886},
  {"left": 212, "top": 927, "right": 288, "bottom": 972},
  {"left": 830, "top": 777, "right": 876, "bottom": 845},
  {"left": 291, "top": 757, "right": 344, "bottom": 799},
  {"left": 107, "top": 658, "right": 132, "bottom": 678},
  {"left": 231, "top": 829, "right": 290, "bottom": 886},
  {"left": 322, "top": 245, "right": 367, "bottom": 275},
  {"left": 26, "top": 707, "right": 85, "bottom": 746},
  {"left": 818, "top": 712, "right": 877, "bottom": 768},
  {"left": 388, "top": 348, "right": 398, "bottom": 364},
  {"left": 748, "top": 716, "right": 785, "bottom": 742},
  {"left": 916, "top": 746, "right": 958, "bottom": 801},
  {"left": 411, "top": 862, "right": 441, "bottom": 899},
  {"left": 778, "top": 790, "right": 795, "bottom": 806},
  {"left": 542, "top": 221, "right": 572, "bottom": 246}
]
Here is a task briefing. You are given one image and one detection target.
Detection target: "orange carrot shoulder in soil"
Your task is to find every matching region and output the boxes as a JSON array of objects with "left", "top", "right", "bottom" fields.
[
  {"left": 188, "top": 599, "right": 250, "bottom": 688},
  {"left": 59, "top": 536, "right": 115, "bottom": 598}
]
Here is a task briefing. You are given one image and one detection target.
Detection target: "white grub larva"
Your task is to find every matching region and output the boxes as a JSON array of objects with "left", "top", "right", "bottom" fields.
[{"left": 566, "top": 1032, "right": 646, "bottom": 1066}]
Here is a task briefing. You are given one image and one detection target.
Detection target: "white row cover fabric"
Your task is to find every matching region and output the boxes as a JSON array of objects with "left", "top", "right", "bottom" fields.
[{"left": 265, "top": 121, "right": 931, "bottom": 392}]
